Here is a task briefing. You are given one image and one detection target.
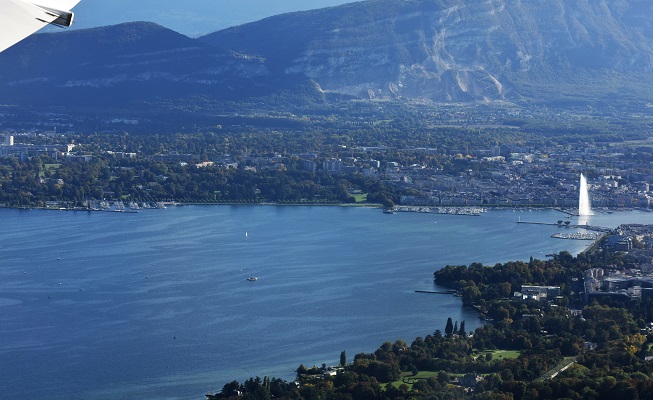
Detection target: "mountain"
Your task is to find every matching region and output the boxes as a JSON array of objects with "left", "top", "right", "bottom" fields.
[
  {"left": 68, "top": 0, "right": 357, "bottom": 37},
  {"left": 1, "top": 0, "right": 653, "bottom": 112},
  {"left": 0, "top": 22, "right": 276, "bottom": 107},
  {"left": 201, "top": 0, "right": 653, "bottom": 103}
]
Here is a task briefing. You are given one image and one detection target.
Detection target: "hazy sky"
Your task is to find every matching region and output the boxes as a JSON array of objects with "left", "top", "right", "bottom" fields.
[{"left": 66, "top": 0, "right": 359, "bottom": 37}]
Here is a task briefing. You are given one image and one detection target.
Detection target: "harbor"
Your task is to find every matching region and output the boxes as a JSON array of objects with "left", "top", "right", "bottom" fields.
[{"left": 551, "top": 232, "right": 603, "bottom": 240}]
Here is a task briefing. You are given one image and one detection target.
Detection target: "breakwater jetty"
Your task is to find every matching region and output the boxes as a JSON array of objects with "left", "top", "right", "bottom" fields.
[{"left": 516, "top": 220, "right": 612, "bottom": 233}]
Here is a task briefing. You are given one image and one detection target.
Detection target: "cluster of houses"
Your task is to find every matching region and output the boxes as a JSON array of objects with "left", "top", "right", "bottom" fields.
[{"left": 4, "top": 129, "right": 653, "bottom": 210}]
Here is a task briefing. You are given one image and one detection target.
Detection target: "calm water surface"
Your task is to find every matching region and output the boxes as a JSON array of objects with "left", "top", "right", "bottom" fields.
[{"left": 0, "top": 206, "right": 651, "bottom": 399}]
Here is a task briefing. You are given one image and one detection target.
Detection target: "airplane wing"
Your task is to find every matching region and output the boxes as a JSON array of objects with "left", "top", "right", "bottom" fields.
[{"left": 0, "top": 0, "right": 81, "bottom": 53}]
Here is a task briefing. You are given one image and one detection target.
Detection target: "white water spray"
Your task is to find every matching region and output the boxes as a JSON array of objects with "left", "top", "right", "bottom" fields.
[{"left": 579, "top": 173, "right": 593, "bottom": 216}]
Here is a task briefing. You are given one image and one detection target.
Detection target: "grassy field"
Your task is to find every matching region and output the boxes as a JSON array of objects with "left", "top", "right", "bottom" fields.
[
  {"left": 352, "top": 193, "right": 368, "bottom": 203},
  {"left": 384, "top": 371, "right": 442, "bottom": 390},
  {"left": 479, "top": 349, "right": 521, "bottom": 360},
  {"left": 40, "top": 163, "right": 61, "bottom": 178},
  {"left": 383, "top": 349, "right": 522, "bottom": 389}
]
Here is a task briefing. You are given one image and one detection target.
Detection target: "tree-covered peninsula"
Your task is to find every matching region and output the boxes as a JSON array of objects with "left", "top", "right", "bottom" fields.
[{"left": 206, "top": 246, "right": 653, "bottom": 399}]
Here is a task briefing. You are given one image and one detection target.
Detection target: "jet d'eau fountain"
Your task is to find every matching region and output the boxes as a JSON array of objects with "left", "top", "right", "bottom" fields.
[{"left": 579, "top": 173, "right": 593, "bottom": 216}]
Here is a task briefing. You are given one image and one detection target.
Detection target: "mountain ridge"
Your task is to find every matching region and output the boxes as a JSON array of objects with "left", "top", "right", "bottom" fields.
[
  {"left": 0, "top": 21, "right": 279, "bottom": 107},
  {"left": 0, "top": 0, "right": 652, "bottom": 111}
]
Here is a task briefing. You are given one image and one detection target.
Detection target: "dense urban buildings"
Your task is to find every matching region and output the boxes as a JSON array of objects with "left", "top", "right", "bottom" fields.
[{"left": 2, "top": 128, "right": 652, "bottom": 209}]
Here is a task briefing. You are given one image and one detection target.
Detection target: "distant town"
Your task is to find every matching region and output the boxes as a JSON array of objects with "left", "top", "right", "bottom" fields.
[{"left": 1, "top": 115, "right": 652, "bottom": 210}]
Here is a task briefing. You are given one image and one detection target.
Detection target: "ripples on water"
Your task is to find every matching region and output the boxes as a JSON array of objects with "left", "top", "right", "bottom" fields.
[{"left": 0, "top": 206, "right": 650, "bottom": 400}]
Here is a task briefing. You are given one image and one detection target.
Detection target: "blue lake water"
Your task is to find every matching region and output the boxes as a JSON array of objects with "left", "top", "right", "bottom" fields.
[{"left": 1, "top": 206, "right": 652, "bottom": 399}]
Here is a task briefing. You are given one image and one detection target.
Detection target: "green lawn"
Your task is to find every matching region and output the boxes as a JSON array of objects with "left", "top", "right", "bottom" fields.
[
  {"left": 485, "top": 349, "right": 521, "bottom": 359},
  {"left": 471, "top": 349, "right": 521, "bottom": 362},
  {"left": 384, "top": 371, "right": 443, "bottom": 390},
  {"left": 383, "top": 349, "right": 521, "bottom": 389},
  {"left": 40, "top": 163, "right": 61, "bottom": 178},
  {"left": 352, "top": 193, "right": 368, "bottom": 203}
]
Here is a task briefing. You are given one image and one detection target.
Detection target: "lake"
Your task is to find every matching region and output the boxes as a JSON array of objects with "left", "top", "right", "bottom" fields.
[{"left": 0, "top": 206, "right": 651, "bottom": 399}]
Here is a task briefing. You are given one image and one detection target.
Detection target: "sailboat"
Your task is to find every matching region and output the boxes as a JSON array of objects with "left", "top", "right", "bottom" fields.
[{"left": 244, "top": 232, "right": 257, "bottom": 281}]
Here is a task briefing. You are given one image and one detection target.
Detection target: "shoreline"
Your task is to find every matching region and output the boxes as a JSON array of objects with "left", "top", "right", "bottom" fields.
[
  {"left": 1, "top": 201, "right": 649, "bottom": 214},
  {"left": 0, "top": 201, "right": 385, "bottom": 212}
]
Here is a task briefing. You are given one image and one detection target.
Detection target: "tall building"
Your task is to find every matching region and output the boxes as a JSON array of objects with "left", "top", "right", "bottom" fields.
[
  {"left": 323, "top": 159, "right": 342, "bottom": 174},
  {"left": 300, "top": 159, "right": 317, "bottom": 172},
  {"left": 4, "top": 135, "right": 13, "bottom": 146}
]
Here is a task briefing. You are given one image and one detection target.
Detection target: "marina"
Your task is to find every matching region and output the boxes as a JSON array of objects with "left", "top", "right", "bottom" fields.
[
  {"left": 393, "top": 206, "right": 487, "bottom": 216},
  {"left": 551, "top": 232, "right": 603, "bottom": 240}
]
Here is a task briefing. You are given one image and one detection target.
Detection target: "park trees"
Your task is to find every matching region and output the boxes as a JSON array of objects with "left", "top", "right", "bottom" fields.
[{"left": 445, "top": 317, "right": 454, "bottom": 336}]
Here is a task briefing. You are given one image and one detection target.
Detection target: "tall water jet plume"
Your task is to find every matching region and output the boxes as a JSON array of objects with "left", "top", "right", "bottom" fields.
[{"left": 579, "top": 173, "right": 593, "bottom": 216}]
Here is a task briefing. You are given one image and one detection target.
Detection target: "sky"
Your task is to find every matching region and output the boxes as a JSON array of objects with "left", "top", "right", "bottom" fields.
[{"left": 65, "top": 0, "right": 359, "bottom": 37}]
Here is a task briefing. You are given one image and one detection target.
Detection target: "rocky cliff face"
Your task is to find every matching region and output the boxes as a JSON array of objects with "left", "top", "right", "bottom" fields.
[{"left": 202, "top": 0, "right": 653, "bottom": 102}]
